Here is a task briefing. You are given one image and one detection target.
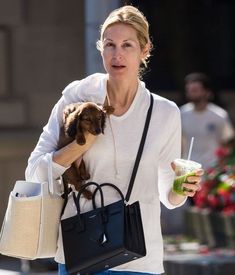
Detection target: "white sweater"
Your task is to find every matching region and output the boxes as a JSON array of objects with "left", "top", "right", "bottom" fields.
[
  {"left": 181, "top": 102, "right": 235, "bottom": 168},
  {"left": 25, "top": 73, "right": 184, "bottom": 274}
]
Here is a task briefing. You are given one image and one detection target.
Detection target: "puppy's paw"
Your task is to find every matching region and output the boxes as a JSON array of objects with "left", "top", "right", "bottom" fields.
[
  {"left": 83, "top": 189, "right": 93, "bottom": 200},
  {"left": 76, "top": 135, "right": 86, "bottom": 145},
  {"left": 74, "top": 184, "right": 93, "bottom": 200},
  {"left": 103, "top": 105, "right": 115, "bottom": 115},
  {"left": 82, "top": 172, "right": 90, "bottom": 181}
]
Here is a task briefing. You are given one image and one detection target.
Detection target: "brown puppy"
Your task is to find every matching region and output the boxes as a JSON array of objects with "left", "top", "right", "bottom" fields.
[{"left": 58, "top": 102, "right": 114, "bottom": 199}]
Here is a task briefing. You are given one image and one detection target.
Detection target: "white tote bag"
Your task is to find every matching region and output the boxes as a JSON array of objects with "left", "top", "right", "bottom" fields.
[{"left": 0, "top": 154, "right": 64, "bottom": 260}]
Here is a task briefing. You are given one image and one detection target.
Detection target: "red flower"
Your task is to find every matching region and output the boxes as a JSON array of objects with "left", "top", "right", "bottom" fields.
[
  {"left": 215, "top": 147, "right": 230, "bottom": 159},
  {"left": 193, "top": 146, "right": 235, "bottom": 213}
]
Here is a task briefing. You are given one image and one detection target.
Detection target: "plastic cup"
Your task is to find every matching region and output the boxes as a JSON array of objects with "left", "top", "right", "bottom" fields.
[{"left": 172, "top": 158, "right": 202, "bottom": 195}]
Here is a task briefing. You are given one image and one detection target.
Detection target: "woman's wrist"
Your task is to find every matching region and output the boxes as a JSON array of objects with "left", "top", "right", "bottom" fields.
[
  {"left": 53, "top": 142, "right": 84, "bottom": 167},
  {"left": 53, "top": 135, "right": 97, "bottom": 168},
  {"left": 168, "top": 189, "right": 187, "bottom": 206}
]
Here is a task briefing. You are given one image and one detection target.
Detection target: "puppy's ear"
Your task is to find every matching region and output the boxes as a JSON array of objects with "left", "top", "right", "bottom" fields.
[
  {"left": 103, "top": 105, "right": 114, "bottom": 115},
  {"left": 75, "top": 121, "right": 86, "bottom": 145},
  {"left": 64, "top": 114, "right": 78, "bottom": 138},
  {"left": 65, "top": 115, "right": 86, "bottom": 145},
  {"left": 101, "top": 112, "right": 106, "bottom": 134},
  {"left": 63, "top": 104, "right": 76, "bottom": 123}
]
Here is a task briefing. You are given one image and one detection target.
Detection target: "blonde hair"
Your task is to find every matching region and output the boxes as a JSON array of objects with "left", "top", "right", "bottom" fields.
[{"left": 97, "top": 5, "right": 152, "bottom": 73}]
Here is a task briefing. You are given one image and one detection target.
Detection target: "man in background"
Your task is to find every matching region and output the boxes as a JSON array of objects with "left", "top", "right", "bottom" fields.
[
  {"left": 181, "top": 72, "right": 235, "bottom": 169},
  {"left": 161, "top": 72, "right": 235, "bottom": 235}
]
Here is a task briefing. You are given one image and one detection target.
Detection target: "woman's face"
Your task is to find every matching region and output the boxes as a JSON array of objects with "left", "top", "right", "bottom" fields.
[{"left": 101, "top": 23, "right": 148, "bottom": 81}]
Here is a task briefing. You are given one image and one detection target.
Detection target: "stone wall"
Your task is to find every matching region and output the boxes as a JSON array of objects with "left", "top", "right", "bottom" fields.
[{"left": 0, "top": 0, "right": 85, "bottom": 223}]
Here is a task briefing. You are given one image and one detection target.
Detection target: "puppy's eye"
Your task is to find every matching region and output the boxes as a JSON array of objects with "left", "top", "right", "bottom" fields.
[{"left": 82, "top": 116, "right": 91, "bottom": 121}]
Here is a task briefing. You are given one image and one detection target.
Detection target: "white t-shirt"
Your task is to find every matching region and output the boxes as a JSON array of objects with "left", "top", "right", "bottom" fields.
[
  {"left": 25, "top": 73, "right": 184, "bottom": 274},
  {"left": 180, "top": 102, "right": 235, "bottom": 169}
]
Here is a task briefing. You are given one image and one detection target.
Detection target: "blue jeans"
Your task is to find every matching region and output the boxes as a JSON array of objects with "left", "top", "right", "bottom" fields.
[{"left": 58, "top": 264, "right": 160, "bottom": 275}]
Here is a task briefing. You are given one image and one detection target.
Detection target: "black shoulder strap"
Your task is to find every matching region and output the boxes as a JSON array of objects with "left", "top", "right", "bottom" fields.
[{"left": 125, "top": 93, "right": 154, "bottom": 202}]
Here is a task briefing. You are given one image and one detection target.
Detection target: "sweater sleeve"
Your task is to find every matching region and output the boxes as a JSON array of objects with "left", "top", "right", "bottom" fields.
[
  {"left": 221, "top": 112, "right": 235, "bottom": 142},
  {"left": 158, "top": 105, "right": 187, "bottom": 209},
  {"left": 25, "top": 73, "right": 107, "bottom": 187},
  {"left": 25, "top": 81, "right": 83, "bottom": 185}
]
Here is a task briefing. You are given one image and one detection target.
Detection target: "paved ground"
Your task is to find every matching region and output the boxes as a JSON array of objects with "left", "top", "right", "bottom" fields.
[{"left": 0, "top": 256, "right": 58, "bottom": 274}]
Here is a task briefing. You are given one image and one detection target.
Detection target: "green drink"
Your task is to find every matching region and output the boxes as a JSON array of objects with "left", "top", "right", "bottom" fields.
[
  {"left": 173, "top": 172, "right": 196, "bottom": 195},
  {"left": 172, "top": 159, "right": 201, "bottom": 195}
]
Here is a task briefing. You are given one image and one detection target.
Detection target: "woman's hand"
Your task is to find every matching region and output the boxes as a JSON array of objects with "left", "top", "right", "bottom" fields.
[
  {"left": 78, "top": 132, "right": 97, "bottom": 151},
  {"left": 182, "top": 169, "right": 204, "bottom": 197},
  {"left": 169, "top": 164, "right": 204, "bottom": 206}
]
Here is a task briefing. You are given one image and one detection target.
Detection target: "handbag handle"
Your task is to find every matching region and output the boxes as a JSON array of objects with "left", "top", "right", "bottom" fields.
[
  {"left": 125, "top": 93, "right": 153, "bottom": 202},
  {"left": 61, "top": 182, "right": 104, "bottom": 217},
  {"left": 74, "top": 182, "right": 108, "bottom": 227},
  {"left": 92, "top": 183, "right": 124, "bottom": 209},
  {"left": 75, "top": 182, "right": 104, "bottom": 214}
]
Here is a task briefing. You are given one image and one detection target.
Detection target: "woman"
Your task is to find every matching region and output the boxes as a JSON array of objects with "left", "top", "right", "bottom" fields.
[{"left": 25, "top": 5, "right": 203, "bottom": 275}]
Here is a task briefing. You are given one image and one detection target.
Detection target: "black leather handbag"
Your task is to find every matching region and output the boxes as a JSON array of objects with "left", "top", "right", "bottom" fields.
[{"left": 61, "top": 94, "right": 153, "bottom": 275}]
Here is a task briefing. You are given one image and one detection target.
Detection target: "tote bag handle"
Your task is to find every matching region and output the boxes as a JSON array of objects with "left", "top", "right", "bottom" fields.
[{"left": 46, "top": 153, "right": 62, "bottom": 196}]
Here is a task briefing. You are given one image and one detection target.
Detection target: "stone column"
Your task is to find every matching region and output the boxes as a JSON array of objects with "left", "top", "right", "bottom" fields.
[
  {"left": 0, "top": 29, "right": 8, "bottom": 96},
  {"left": 84, "top": 0, "right": 121, "bottom": 75}
]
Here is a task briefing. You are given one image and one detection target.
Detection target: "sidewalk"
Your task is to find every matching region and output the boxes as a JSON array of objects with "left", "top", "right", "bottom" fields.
[{"left": 0, "top": 256, "right": 57, "bottom": 274}]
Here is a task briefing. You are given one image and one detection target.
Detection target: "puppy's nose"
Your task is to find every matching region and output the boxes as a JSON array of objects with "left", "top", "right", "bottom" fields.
[{"left": 95, "top": 128, "right": 102, "bottom": 135}]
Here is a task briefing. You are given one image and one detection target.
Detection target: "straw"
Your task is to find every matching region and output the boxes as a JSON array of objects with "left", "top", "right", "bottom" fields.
[{"left": 187, "top": 137, "right": 194, "bottom": 160}]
